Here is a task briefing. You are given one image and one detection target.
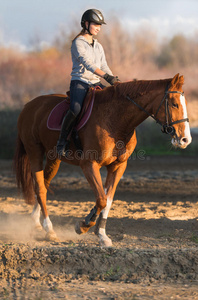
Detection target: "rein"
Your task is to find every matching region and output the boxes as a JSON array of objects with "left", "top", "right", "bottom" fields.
[{"left": 126, "top": 86, "right": 189, "bottom": 136}]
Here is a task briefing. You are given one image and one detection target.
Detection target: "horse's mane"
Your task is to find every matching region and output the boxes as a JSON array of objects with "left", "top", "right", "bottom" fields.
[
  {"left": 115, "top": 79, "right": 171, "bottom": 100},
  {"left": 95, "top": 74, "right": 184, "bottom": 104}
]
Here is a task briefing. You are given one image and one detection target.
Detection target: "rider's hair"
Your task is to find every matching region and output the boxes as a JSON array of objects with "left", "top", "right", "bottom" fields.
[{"left": 72, "top": 28, "right": 86, "bottom": 42}]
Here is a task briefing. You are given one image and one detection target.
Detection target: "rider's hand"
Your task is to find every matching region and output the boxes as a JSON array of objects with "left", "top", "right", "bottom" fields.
[{"left": 103, "top": 73, "right": 120, "bottom": 85}]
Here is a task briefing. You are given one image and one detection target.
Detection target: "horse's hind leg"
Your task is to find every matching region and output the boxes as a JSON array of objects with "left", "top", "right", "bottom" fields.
[
  {"left": 27, "top": 145, "right": 59, "bottom": 240},
  {"left": 31, "top": 156, "right": 60, "bottom": 240},
  {"left": 95, "top": 161, "right": 127, "bottom": 247},
  {"left": 31, "top": 200, "right": 42, "bottom": 231},
  {"left": 41, "top": 157, "right": 61, "bottom": 240},
  {"left": 44, "top": 157, "right": 61, "bottom": 190},
  {"left": 33, "top": 167, "right": 58, "bottom": 240}
]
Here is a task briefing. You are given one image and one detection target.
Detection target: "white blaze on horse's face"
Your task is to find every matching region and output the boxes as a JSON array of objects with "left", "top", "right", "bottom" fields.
[{"left": 172, "top": 94, "right": 192, "bottom": 149}]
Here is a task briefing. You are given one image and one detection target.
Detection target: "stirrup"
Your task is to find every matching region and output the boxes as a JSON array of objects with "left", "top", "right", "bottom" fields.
[{"left": 57, "top": 140, "right": 69, "bottom": 157}]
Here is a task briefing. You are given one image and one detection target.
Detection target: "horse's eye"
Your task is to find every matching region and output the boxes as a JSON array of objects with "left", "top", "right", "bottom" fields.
[{"left": 172, "top": 103, "right": 178, "bottom": 108}]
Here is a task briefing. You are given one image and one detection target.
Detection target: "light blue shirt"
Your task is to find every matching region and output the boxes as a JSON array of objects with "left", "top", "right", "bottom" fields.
[{"left": 71, "top": 35, "right": 113, "bottom": 85}]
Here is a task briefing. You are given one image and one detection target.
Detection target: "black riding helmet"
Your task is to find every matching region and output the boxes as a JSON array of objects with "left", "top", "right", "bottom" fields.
[{"left": 81, "top": 9, "right": 106, "bottom": 32}]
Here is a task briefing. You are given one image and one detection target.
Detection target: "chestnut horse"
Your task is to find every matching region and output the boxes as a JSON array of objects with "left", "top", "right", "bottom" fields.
[{"left": 14, "top": 73, "right": 192, "bottom": 247}]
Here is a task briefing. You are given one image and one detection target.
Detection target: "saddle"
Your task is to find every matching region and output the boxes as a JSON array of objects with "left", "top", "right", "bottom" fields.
[{"left": 47, "top": 86, "right": 101, "bottom": 132}]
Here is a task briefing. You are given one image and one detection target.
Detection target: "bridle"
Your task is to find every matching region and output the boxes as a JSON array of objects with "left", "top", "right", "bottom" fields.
[{"left": 126, "top": 85, "right": 189, "bottom": 136}]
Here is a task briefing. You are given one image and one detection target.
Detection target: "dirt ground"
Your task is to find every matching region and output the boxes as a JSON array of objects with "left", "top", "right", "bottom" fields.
[{"left": 0, "top": 155, "right": 198, "bottom": 299}]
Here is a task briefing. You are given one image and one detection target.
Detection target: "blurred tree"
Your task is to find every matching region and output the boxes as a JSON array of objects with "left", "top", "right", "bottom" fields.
[
  {"left": 156, "top": 34, "right": 198, "bottom": 68},
  {"left": 0, "top": 19, "right": 198, "bottom": 112},
  {"left": 99, "top": 18, "right": 134, "bottom": 79},
  {"left": 52, "top": 21, "right": 79, "bottom": 55},
  {"left": 132, "top": 27, "right": 158, "bottom": 63}
]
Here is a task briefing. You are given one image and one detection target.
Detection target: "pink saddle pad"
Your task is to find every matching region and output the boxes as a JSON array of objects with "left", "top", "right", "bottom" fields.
[{"left": 47, "top": 88, "right": 97, "bottom": 131}]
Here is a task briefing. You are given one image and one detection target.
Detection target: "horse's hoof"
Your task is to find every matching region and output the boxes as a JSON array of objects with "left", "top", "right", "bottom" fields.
[
  {"left": 75, "top": 221, "right": 84, "bottom": 235},
  {"left": 75, "top": 220, "right": 96, "bottom": 235},
  {"left": 99, "top": 237, "right": 113, "bottom": 248},
  {"left": 45, "top": 231, "right": 59, "bottom": 241}
]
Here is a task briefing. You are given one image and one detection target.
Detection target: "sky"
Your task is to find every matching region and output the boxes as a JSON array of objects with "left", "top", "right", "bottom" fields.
[{"left": 0, "top": 0, "right": 198, "bottom": 49}]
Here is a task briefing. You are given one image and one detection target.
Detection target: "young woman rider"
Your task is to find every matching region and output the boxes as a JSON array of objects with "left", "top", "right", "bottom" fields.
[{"left": 56, "top": 8, "right": 120, "bottom": 156}]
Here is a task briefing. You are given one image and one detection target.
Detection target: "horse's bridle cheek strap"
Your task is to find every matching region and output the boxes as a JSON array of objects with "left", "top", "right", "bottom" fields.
[
  {"left": 126, "top": 88, "right": 188, "bottom": 137},
  {"left": 159, "top": 90, "right": 189, "bottom": 136}
]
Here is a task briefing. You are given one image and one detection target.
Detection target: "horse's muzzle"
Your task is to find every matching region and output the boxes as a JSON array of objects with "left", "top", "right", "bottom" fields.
[{"left": 172, "top": 135, "right": 192, "bottom": 149}]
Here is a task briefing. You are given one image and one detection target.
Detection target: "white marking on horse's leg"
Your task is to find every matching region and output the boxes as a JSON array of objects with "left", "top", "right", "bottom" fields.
[
  {"left": 180, "top": 94, "right": 192, "bottom": 146},
  {"left": 101, "top": 197, "right": 112, "bottom": 219},
  {"left": 98, "top": 197, "right": 113, "bottom": 247},
  {"left": 43, "top": 216, "right": 58, "bottom": 241},
  {"left": 31, "top": 200, "right": 42, "bottom": 229},
  {"left": 43, "top": 216, "right": 53, "bottom": 232}
]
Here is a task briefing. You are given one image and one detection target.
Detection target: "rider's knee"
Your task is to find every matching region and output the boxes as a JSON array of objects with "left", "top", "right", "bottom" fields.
[{"left": 70, "top": 103, "right": 81, "bottom": 116}]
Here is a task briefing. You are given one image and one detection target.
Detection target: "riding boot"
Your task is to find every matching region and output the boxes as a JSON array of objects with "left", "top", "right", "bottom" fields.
[{"left": 56, "top": 110, "right": 77, "bottom": 157}]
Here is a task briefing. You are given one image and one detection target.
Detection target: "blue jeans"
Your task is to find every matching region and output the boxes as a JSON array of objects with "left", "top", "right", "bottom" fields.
[{"left": 70, "top": 80, "right": 105, "bottom": 116}]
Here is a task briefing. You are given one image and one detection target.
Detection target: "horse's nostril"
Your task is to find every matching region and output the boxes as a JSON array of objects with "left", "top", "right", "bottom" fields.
[{"left": 181, "top": 137, "right": 188, "bottom": 144}]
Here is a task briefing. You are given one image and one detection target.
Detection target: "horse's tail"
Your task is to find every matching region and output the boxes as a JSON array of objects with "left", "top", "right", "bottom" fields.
[{"left": 14, "top": 135, "right": 35, "bottom": 205}]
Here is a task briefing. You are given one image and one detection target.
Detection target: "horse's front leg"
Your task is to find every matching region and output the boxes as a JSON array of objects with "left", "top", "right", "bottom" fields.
[
  {"left": 95, "top": 161, "right": 127, "bottom": 247},
  {"left": 75, "top": 160, "right": 107, "bottom": 235}
]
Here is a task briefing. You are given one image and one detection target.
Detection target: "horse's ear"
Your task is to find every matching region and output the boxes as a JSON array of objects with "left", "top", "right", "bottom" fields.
[
  {"left": 170, "top": 73, "right": 180, "bottom": 88},
  {"left": 178, "top": 75, "right": 184, "bottom": 87}
]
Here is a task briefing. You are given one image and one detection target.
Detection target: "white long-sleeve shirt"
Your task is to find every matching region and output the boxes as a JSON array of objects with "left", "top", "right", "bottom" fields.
[{"left": 71, "top": 35, "right": 113, "bottom": 85}]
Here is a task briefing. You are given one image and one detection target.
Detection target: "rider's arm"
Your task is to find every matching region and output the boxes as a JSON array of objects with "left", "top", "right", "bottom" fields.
[{"left": 94, "top": 68, "right": 105, "bottom": 78}]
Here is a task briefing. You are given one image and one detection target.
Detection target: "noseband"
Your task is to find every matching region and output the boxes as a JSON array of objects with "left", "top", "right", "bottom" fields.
[{"left": 126, "top": 86, "right": 189, "bottom": 136}]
